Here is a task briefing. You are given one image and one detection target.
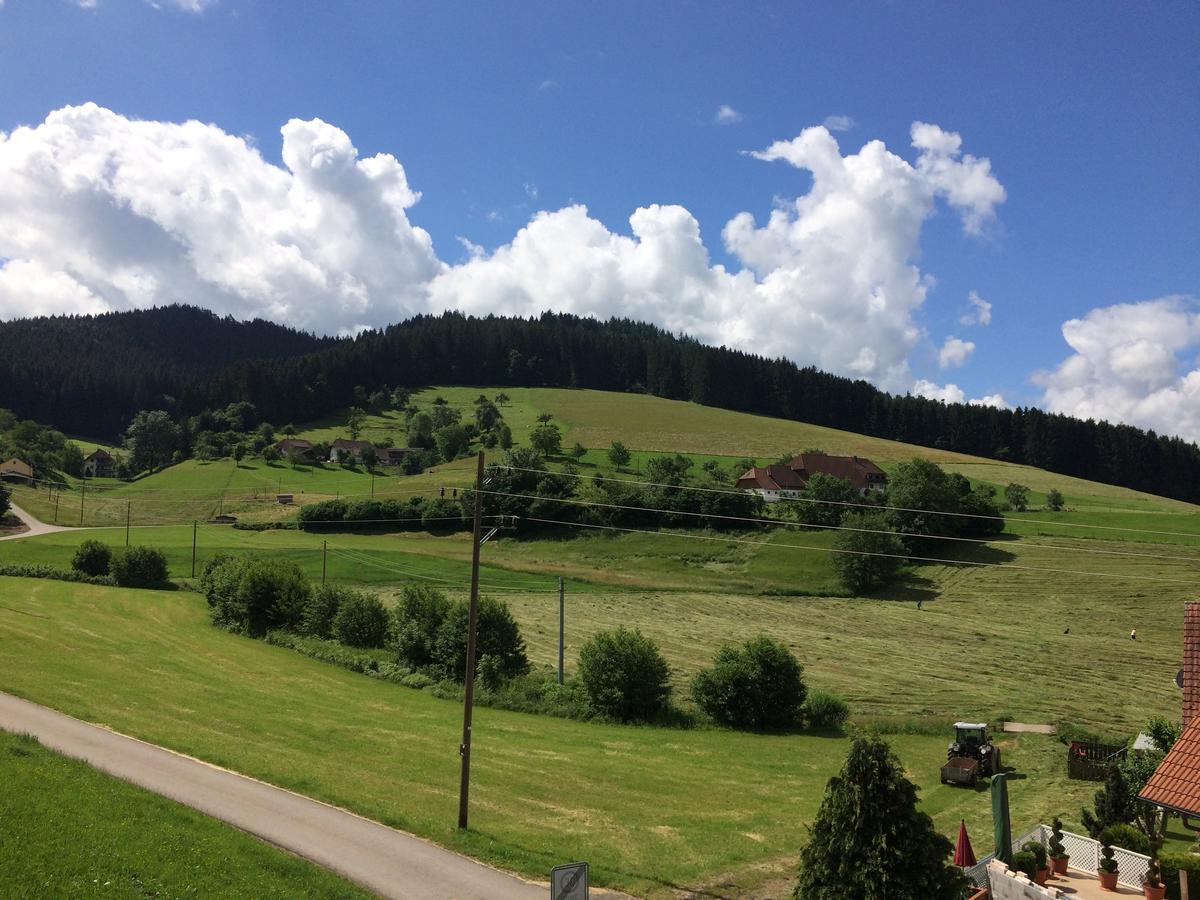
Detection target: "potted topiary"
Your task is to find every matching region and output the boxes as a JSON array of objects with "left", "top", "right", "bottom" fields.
[
  {"left": 1143, "top": 840, "right": 1164, "bottom": 900},
  {"left": 1012, "top": 849, "right": 1039, "bottom": 881},
  {"left": 1048, "top": 817, "right": 1070, "bottom": 876},
  {"left": 1023, "top": 840, "right": 1051, "bottom": 886},
  {"left": 1098, "top": 838, "right": 1120, "bottom": 891}
]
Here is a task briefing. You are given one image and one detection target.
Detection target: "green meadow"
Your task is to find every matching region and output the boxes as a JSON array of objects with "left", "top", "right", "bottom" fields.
[
  {"left": 0, "top": 578, "right": 1109, "bottom": 898},
  {"left": 0, "top": 729, "right": 365, "bottom": 898}
]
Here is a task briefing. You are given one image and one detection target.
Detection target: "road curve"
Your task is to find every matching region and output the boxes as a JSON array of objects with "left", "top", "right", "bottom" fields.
[
  {"left": 0, "top": 692, "right": 546, "bottom": 900},
  {"left": 1, "top": 501, "right": 76, "bottom": 541}
]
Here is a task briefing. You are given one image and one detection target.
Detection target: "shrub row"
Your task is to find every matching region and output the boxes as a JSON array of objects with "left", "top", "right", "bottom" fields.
[
  {"left": 298, "top": 497, "right": 467, "bottom": 532},
  {"left": 68, "top": 539, "right": 169, "bottom": 588},
  {"left": 0, "top": 563, "right": 115, "bottom": 586}
]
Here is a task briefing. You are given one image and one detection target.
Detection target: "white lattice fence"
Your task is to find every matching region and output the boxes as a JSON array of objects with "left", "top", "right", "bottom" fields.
[
  {"left": 964, "top": 854, "right": 996, "bottom": 889},
  {"left": 961, "top": 824, "right": 1150, "bottom": 891},
  {"left": 1111, "top": 844, "right": 1151, "bottom": 887},
  {"left": 1057, "top": 830, "right": 1099, "bottom": 871}
]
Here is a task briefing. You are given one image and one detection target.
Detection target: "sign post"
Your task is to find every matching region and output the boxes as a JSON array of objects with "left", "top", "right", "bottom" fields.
[{"left": 550, "top": 862, "right": 588, "bottom": 900}]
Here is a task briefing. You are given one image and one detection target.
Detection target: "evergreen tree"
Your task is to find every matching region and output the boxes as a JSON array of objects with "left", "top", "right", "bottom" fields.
[
  {"left": 794, "top": 734, "right": 967, "bottom": 899},
  {"left": 1081, "top": 765, "right": 1137, "bottom": 837}
]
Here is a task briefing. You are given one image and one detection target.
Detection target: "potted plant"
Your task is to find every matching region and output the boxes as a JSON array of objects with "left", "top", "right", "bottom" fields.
[
  {"left": 1143, "top": 841, "right": 1164, "bottom": 900},
  {"left": 1098, "top": 838, "right": 1120, "bottom": 891},
  {"left": 1023, "top": 840, "right": 1051, "bottom": 886},
  {"left": 1048, "top": 817, "right": 1070, "bottom": 875},
  {"left": 1012, "top": 849, "right": 1038, "bottom": 881}
]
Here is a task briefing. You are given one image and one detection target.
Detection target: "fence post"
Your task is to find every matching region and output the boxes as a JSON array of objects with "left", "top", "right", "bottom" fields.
[
  {"left": 558, "top": 577, "right": 565, "bottom": 685},
  {"left": 191, "top": 521, "right": 197, "bottom": 578}
]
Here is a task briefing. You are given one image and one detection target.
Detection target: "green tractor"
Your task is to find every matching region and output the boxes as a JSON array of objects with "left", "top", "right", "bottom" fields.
[{"left": 940, "top": 722, "right": 1002, "bottom": 786}]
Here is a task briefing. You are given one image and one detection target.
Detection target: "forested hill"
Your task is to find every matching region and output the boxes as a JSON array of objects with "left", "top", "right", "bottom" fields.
[
  {"left": 2, "top": 306, "right": 1198, "bottom": 503},
  {"left": 0, "top": 306, "right": 332, "bottom": 437}
]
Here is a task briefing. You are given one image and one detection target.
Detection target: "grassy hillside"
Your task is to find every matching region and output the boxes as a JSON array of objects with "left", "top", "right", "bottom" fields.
[
  {"left": 0, "top": 730, "right": 365, "bottom": 898},
  {"left": 0, "top": 578, "right": 1105, "bottom": 898},
  {"left": 2, "top": 522, "right": 1189, "bottom": 733}
]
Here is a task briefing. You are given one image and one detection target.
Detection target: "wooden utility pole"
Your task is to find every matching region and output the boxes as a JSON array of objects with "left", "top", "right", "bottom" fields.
[
  {"left": 125, "top": 501, "right": 131, "bottom": 546},
  {"left": 79, "top": 482, "right": 86, "bottom": 526},
  {"left": 191, "top": 521, "right": 197, "bottom": 578},
  {"left": 558, "top": 577, "right": 565, "bottom": 685},
  {"left": 457, "top": 451, "right": 485, "bottom": 830},
  {"left": 322, "top": 541, "right": 327, "bottom": 586}
]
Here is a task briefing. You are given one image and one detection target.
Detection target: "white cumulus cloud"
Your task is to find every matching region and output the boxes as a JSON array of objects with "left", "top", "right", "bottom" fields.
[
  {"left": 938, "top": 336, "right": 975, "bottom": 369},
  {"left": 913, "top": 380, "right": 966, "bottom": 404},
  {"left": 715, "top": 105, "right": 742, "bottom": 125},
  {"left": 0, "top": 104, "right": 1006, "bottom": 393},
  {"left": 822, "top": 115, "right": 854, "bottom": 132},
  {"left": 961, "top": 290, "right": 992, "bottom": 326},
  {"left": 971, "top": 393, "right": 1012, "bottom": 410},
  {"left": 1035, "top": 296, "right": 1200, "bottom": 443}
]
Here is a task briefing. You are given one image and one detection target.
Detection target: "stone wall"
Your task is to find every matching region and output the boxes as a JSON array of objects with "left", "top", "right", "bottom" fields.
[{"left": 985, "top": 860, "right": 1062, "bottom": 900}]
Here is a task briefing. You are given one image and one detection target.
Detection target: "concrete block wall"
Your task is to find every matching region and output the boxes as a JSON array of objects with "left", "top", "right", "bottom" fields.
[{"left": 985, "top": 860, "right": 1062, "bottom": 900}]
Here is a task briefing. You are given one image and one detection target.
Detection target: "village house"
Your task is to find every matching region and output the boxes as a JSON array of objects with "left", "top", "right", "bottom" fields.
[
  {"left": 82, "top": 448, "right": 114, "bottom": 478},
  {"left": 329, "top": 438, "right": 376, "bottom": 464},
  {"left": 378, "top": 447, "right": 419, "bottom": 467},
  {"left": 0, "top": 457, "right": 34, "bottom": 485},
  {"left": 274, "top": 438, "right": 315, "bottom": 462},
  {"left": 735, "top": 453, "right": 888, "bottom": 503},
  {"left": 1139, "top": 602, "right": 1200, "bottom": 845}
]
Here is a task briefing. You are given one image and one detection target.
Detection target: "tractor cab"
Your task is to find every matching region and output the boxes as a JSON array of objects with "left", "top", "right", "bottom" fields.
[{"left": 946, "top": 721, "right": 1001, "bottom": 777}]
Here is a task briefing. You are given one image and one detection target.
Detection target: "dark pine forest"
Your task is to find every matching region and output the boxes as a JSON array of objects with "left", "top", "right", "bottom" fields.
[{"left": 2, "top": 304, "right": 1198, "bottom": 503}]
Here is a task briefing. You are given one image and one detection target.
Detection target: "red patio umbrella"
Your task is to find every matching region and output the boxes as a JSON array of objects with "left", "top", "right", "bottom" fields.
[{"left": 954, "top": 819, "right": 977, "bottom": 867}]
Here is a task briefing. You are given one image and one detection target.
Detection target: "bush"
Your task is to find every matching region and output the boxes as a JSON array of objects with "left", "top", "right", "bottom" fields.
[
  {"left": 200, "top": 554, "right": 309, "bottom": 636},
  {"left": 830, "top": 511, "right": 907, "bottom": 593},
  {"left": 1048, "top": 817, "right": 1068, "bottom": 861},
  {"left": 578, "top": 627, "right": 671, "bottom": 722},
  {"left": 110, "top": 545, "right": 169, "bottom": 588},
  {"left": 1099, "top": 823, "right": 1150, "bottom": 855},
  {"left": 1012, "top": 850, "right": 1038, "bottom": 880},
  {"left": 433, "top": 595, "right": 529, "bottom": 683},
  {"left": 393, "top": 584, "right": 452, "bottom": 669},
  {"left": 1099, "top": 838, "right": 1118, "bottom": 874},
  {"left": 692, "top": 636, "right": 806, "bottom": 730},
  {"left": 802, "top": 690, "right": 850, "bottom": 729},
  {"left": 332, "top": 590, "right": 391, "bottom": 648},
  {"left": 1022, "top": 840, "right": 1048, "bottom": 870},
  {"left": 301, "top": 584, "right": 345, "bottom": 639},
  {"left": 72, "top": 539, "right": 112, "bottom": 576},
  {"left": 0, "top": 563, "right": 114, "bottom": 586}
]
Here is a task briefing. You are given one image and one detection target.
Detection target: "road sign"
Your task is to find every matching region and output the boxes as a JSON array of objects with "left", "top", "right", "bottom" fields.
[{"left": 551, "top": 861, "right": 588, "bottom": 900}]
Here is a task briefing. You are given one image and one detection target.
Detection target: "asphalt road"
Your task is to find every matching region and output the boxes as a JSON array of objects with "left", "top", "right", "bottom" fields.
[
  {"left": 1, "top": 501, "right": 74, "bottom": 541},
  {"left": 0, "top": 692, "right": 547, "bottom": 900}
]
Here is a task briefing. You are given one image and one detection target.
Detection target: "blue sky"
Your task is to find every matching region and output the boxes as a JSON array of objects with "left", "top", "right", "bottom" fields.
[{"left": 0, "top": 1, "right": 1197, "bottom": 437}]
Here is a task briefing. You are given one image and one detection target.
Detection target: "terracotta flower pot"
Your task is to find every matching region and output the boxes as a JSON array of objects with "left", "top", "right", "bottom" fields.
[
  {"left": 1051, "top": 855, "right": 1069, "bottom": 875},
  {"left": 1098, "top": 869, "right": 1120, "bottom": 891},
  {"left": 1034, "top": 866, "right": 1051, "bottom": 886},
  {"left": 1143, "top": 883, "right": 1165, "bottom": 900}
]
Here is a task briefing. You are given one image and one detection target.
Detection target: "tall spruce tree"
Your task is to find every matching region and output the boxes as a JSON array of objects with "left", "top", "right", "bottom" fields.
[{"left": 794, "top": 734, "right": 967, "bottom": 900}]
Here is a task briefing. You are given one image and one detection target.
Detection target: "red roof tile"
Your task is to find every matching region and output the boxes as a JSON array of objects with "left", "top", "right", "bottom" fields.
[
  {"left": 1184, "top": 602, "right": 1200, "bottom": 727},
  {"left": 787, "top": 453, "right": 888, "bottom": 491},
  {"left": 735, "top": 465, "right": 805, "bottom": 492},
  {"left": 1140, "top": 717, "right": 1200, "bottom": 817}
]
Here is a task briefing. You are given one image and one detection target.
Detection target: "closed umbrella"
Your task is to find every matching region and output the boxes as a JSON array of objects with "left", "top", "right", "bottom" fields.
[
  {"left": 954, "top": 819, "right": 977, "bottom": 867},
  {"left": 991, "top": 772, "right": 1013, "bottom": 867}
]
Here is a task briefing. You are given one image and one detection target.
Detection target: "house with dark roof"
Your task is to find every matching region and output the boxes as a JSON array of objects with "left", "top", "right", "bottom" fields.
[
  {"left": 787, "top": 453, "right": 888, "bottom": 494},
  {"left": 734, "top": 464, "right": 806, "bottom": 503},
  {"left": 735, "top": 453, "right": 887, "bottom": 502},
  {"left": 274, "top": 438, "right": 315, "bottom": 462},
  {"left": 82, "top": 449, "right": 114, "bottom": 478},
  {"left": 1139, "top": 602, "right": 1200, "bottom": 827},
  {"left": 329, "top": 438, "right": 376, "bottom": 463},
  {"left": 0, "top": 457, "right": 33, "bottom": 485},
  {"left": 379, "top": 447, "right": 419, "bottom": 467}
]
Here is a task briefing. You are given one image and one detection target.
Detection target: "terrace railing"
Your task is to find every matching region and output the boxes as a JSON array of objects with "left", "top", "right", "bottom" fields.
[{"left": 962, "top": 824, "right": 1151, "bottom": 891}]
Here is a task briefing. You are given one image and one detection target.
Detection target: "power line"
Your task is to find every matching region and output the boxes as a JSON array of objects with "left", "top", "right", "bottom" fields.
[
  {"left": 496, "top": 464, "right": 1200, "bottom": 539},
  {"left": 476, "top": 488, "right": 1200, "bottom": 564},
  {"left": 324, "top": 543, "right": 554, "bottom": 592},
  {"left": 519, "top": 515, "right": 1198, "bottom": 586}
]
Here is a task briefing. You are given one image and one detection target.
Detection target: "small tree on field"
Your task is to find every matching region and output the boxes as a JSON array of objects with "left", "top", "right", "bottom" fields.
[
  {"left": 1005, "top": 482, "right": 1030, "bottom": 512},
  {"left": 793, "top": 734, "right": 967, "bottom": 899},
  {"left": 72, "top": 539, "right": 112, "bottom": 576},
  {"left": 232, "top": 443, "right": 247, "bottom": 465},
  {"left": 497, "top": 422, "right": 513, "bottom": 450},
  {"left": 570, "top": 442, "right": 586, "bottom": 459},
  {"left": 692, "top": 636, "right": 806, "bottom": 730},
  {"left": 262, "top": 445, "right": 281, "bottom": 463},
  {"left": 795, "top": 473, "right": 859, "bottom": 527},
  {"left": 529, "top": 422, "right": 562, "bottom": 456},
  {"left": 1046, "top": 488, "right": 1065, "bottom": 511},
  {"left": 830, "top": 512, "right": 907, "bottom": 593},
  {"left": 347, "top": 407, "right": 366, "bottom": 440},
  {"left": 578, "top": 627, "right": 671, "bottom": 722},
  {"left": 608, "top": 441, "right": 632, "bottom": 469},
  {"left": 360, "top": 445, "right": 378, "bottom": 471},
  {"left": 332, "top": 590, "right": 390, "bottom": 648}
]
